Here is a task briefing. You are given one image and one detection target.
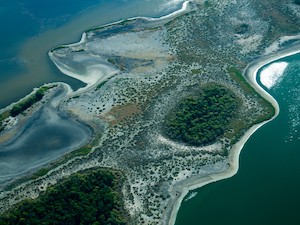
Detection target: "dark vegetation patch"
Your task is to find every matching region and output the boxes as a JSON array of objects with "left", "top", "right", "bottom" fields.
[
  {"left": 225, "top": 67, "right": 276, "bottom": 144},
  {"left": 227, "top": 67, "right": 275, "bottom": 121},
  {"left": 10, "top": 86, "right": 50, "bottom": 117},
  {"left": 0, "top": 86, "right": 52, "bottom": 132},
  {"left": 235, "top": 23, "right": 249, "bottom": 34},
  {"left": 0, "top": 111, "right": 10, "bottom": 133},
  {"left": 0, "top": 169, "right": 128, "bottom": 225},
  {"left": 163, "top": 84, "right": 239, "bottom": 146}
]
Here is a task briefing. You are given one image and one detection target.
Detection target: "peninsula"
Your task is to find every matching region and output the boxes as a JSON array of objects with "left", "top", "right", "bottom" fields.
[{"left": 1, "top": 0, "right": 300, "bottom": 224}]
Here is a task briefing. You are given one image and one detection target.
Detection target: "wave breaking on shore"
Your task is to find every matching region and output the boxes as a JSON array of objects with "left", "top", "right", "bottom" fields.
[{"left": 260, "top": 62, "right": 289, "bottom": 89}]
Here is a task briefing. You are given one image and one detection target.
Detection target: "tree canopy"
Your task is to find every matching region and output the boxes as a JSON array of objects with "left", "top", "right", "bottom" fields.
[
  {"left": 0, "top": 169, "right": 128, "bottom": 225},
  {"left": 10, "top": 87, "right": 48, "bottom": 117},
  {"left": 164, "top": 84, "right": 239, "bottom": 146}
]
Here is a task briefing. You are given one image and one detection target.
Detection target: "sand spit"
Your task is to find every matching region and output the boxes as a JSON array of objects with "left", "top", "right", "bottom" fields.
[
  {"left": 2, "top": 1, "right": 300, "bottom": 224},
  {"left": 167, "top": 45, "right": 300, "bottom": 225},
  {"left": 0, "top": 83, "right": 91, "bottom": 185},
  {"left": 48, "top": 1, "right": 195, "bottom": 93},
  {"left": 83, "top": 1, "right": 195, "bottom": 31}
]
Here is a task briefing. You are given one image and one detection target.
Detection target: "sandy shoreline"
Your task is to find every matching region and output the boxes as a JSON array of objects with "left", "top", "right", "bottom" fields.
[
  {"left": 0, "top": 0, "right": 193, "bottom": 186},
  {"left": 167, "top": 46, "right": 300, "bottom": 225},
  {"left": 48, "top": 1, "right": 194, "bottom": 92},
  {"left": 82, "top": 1, "right": 194, "bottom": 31}
]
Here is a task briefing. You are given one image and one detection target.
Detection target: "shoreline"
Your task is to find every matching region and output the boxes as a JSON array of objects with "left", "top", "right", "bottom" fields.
[
  {"left": 84, "top": 1, "right": 194, "bottom": 33},
  {"left": 167, "top": 46, "right": 300, "bottom": 225},
  {"left": 0, "top": 83, "right": 92, "bottom": 186},
  {"left": 49, "top": 1, "right": 193, "bottom": 53},
  {"left": 0, "top": 1, "right": 195, "bottom": 189},
  {"left": 48, "top": 1, "right": 194, "bottom": 92},
  {"left": 2, "top": 1, "right": 300, "bottom": 223}
]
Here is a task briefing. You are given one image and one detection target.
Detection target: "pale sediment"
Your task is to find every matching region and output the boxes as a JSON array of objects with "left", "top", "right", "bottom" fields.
[
  {"left": 0, "top": 0, "right": 193, "bottom": 191},
  {"left": 2, "top": 1, "right": 300, "bottom": 223},
  {"left": 0, "top": 83, "right": 91, "bottom": 185},
  {"left": 167, "top": 46, "right": 300, "bottom": 225},
  {"left": 49, "top": 51, "right": 118, "bottom": 92},
  {"left": 83, "top": 1, "right": 195, "bottom": 31},
  {"left": 48, "top": 1, "right": 194, "bottom": 93}
]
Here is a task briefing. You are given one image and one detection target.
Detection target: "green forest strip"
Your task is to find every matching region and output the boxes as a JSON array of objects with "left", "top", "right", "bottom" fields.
[
  {"left": 0, "top": 86, "right": 52, "bottom": 132},
  {"left": 10, "top": 86, "right": 50, "bottom": 117},
  {"left": 0, "top": 169, "right": 128, "bottom": 225},
  {"left": 0, "top": 111, "right": 10, "bottom": 133},
  {"left": 226, "top": 67, "right": 276, "bottom": 144},
  {"left": 227, "top": 67, "right": 275, "bottom": 121}
]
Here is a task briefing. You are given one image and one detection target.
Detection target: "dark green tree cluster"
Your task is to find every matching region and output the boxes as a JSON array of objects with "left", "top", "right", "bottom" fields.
[
  {"left": 0, "top": 169, "right": 128, "bottom": 225},
  {"left": 0, "top": 112, "right": 9, "bottom": 132},
  {"left": 164, "top": 84, "right": 239, "bottom": 146},
  {"left": 10, "top": 87, "right": 48, "bottom": 117}
]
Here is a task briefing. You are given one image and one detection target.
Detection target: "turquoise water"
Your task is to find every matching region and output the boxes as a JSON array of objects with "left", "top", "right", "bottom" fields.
[
  {"left": 0, "top": 0, "right": 185, "bottom": 108},
  {"left": 175, "top": 53, "right": 300, "bottom": 225}
]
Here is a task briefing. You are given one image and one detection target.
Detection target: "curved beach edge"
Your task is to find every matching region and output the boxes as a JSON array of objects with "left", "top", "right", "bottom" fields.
[
  {"left": 47, "top": 1, "right": 195, "bottom": 93},
  {"left": 167, "top": 45, "right": 300, "bottom": 225}
]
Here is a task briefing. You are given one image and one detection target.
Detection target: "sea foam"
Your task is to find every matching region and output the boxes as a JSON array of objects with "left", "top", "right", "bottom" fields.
[{"left": 260, "top": 62, "right": 288, "bottom": 89}]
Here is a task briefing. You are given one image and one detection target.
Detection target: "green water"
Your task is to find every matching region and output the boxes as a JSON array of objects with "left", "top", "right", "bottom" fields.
[{"left": 175, "top": 53, "right": 300, "bottom": 225}]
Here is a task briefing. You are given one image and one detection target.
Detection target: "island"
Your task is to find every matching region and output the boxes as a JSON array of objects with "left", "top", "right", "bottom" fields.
[{"left": 1, "top": 0, "right": 300, "bottom": 224}]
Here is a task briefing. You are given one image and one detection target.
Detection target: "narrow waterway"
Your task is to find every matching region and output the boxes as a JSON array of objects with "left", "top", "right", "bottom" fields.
[{"left": 175, "top": 53, "right": 300, "bottom": 225}]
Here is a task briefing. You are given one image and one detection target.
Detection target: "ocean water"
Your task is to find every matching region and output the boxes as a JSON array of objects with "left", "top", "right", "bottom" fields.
[
  {"left": 0, "top": 0, "right": 185, "bottom": 108},
  {"left": 175, "top": 53, "right": 300, "bottom": 225},
  {"left": 5, "top": 1, "right": 299, "bottom": 223}
]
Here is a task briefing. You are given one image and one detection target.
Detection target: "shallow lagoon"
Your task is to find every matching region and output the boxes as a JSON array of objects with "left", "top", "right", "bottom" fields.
[
  {"left": 0, "top": 86, "right": 91, "bottom": 184},
  {"left": 0, "top": 0, "right": 185, "bottom": 108},
  {"left": 0, "top": 0, "right": 185, "bottom": 184}
]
